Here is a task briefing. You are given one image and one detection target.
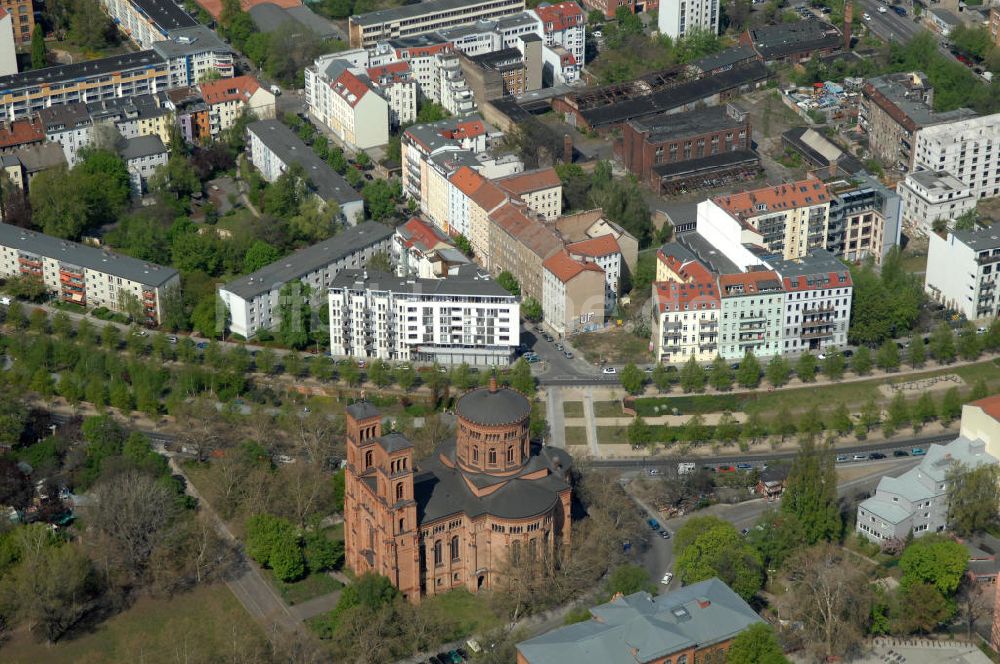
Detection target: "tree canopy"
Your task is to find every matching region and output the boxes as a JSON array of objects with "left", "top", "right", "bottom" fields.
[
  {"left": 780, "top": 439, "right": 840, "bottom": 544},
  {"left": 673, "top": 516, "right": 762, "bottom": 601}
]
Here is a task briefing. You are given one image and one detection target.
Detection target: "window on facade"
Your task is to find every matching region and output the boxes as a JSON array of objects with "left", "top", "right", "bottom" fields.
[
  {"left": 396, "top": 482, "right": 404, "bottom": 501},
  {"left": 511, "top": 540, "right": 521, "bottom": 564},
  {"left": 472, "top": 445, "right": 479, "bottom": 462},
  {"left": 489, "top": 448, "right": 497, "bottom": 464},
  {"left": 433, "top": 540, "right": 443, "bottom": 566},
  {"left": 451, "top": 535, "right": 460, "bottom": 560},
  {"left": 364, "top": 450, "right": 372, "bottom": 469},
  {"left": 507, "top": 446, "right": 514, "bottom": 463},
  {"left": 399, "top": 518, "right": 405, "bottom": 533}
]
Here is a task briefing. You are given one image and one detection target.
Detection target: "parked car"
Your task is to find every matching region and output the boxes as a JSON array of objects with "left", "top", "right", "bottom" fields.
[
  {"left": 836, "top": 454, "right": 849, "bottom": 462},
  {"left": 869, "top": 452, "right": 886, "bottom": 460},
  {"left": 852, "top": 454, "right": 867, "bottom": 461},
  {"left": 878, "top": 5, "right": 886, "bottom": 12},
  {"left": 911, "top": 447, "right": 926, "bottom": 456},
  {"left": 648, "top": 468, "right": 660, "bottom": 476},
  {"left": 736, "top": 463, "right": 753, "bottom": 470},
  {"left": 660, "top": 530, "right": 671, "bottom": 539},
  {"left": 661, "top": 572, "right": 674, "bottom": 585},
  {"left": 892, "top": 5, "right": 906, "bottom": 15},
  {"left": 647, "top": 518, "right": 660, "bottom": 530},
  {"left": 554, "top": 343, "right": 564, "bottom": 351},
  {"left": 603, "top": 367, "right": 617, "bottom": 374},
  {"left": 168, "top": 336, "right": 178, "bottom": 344},
  {"left": 863, "top": 12, "right": 871, "bottom": 20},
  {"left": 563, "top": 351, "right": 574, "bottom": 359},
  {"left": 843, "top": 349, "right": 854, "bottom": 358},
  {"left": 893, "top": 450, "right": 910, "bottom": 457}
]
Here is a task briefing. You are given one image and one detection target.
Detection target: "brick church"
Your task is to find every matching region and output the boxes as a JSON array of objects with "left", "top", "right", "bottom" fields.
[{"left": 343, "top": 377, "right": 573, "bottom": 602}]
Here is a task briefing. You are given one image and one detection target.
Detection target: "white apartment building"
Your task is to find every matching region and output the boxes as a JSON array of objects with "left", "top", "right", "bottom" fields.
[
  {"left": 246, "top": 120, "right": 364, "bottom": 224},
  {"left": 566, "top": 235, "right": 621, "bottom": 313},
  {"left": 651, "top": 277, "right": 722, "bottom": 365},
  {"left": 898, "top": 169, "right": 975, "bottom": 233},
  {"left": 200, "top": 75, "right": 276, "bottom": 136},
  {"left": 542, "top": 250, "right": 607, "bottom": 337},
  {"left": 0, "top": 222, "right": 179, "bottom": 324},
  {"left": 437, "top": 12, "right": 539, "bottom": 56},
  {"left": 100, "top": 0, "right": 197, "bottom": 49},
  {"left": 925, "top": 225, "right": 1000, "bottom": 321},
  {"left": 913, "top": 113, "right": 1000, "bottom": 201},
  {"left": 0, "top": 9, "right": 16, "bottom": 77},
  {"left": 304, "top": 59, "right": 389, "bottom": 150},
  {"left": 400, "top": 115, "right": 499, "bottom": 208},
  {"left": 771, "top": 250, "right": 853, "bottom": 354},
  {"left": 328, "top": 268, "right": 519, "bottom": 366},
  {"left": 857, "top": 435, "right": 996, "bottom": 544},
  {"left": 496, "top": 168, "right": 563, "bottom": 221},
  {"left": 366, "top": 62, "right": 418, "bottom": 128},
  {"left": 150, "top": 26, "right": 235, "bottom": 87},
  {"left": 121, "top": 134, "right": 168, "bottom": 195},
  {"left": 434, "top": 52, "right": 478, "bottom": 116},
  {"left": 717, "top": 270, "right": 785, "bottom": 360},
  {"left": 219, "top": 221, "right": 393, "bottom": 339},
  {"left": 658, "top": 0, "right": 720, "bottom": 40},
  {"left": 529, "top": 2, "right": 585, "bottom": 84}
]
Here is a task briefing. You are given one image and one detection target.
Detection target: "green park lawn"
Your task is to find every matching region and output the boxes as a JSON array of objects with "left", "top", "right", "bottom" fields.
[
  {"left": 564, "top": 426, "right": 588, "bottom": 445},
  {"left": 1, "top": 583, "right": 265, "bottom": 664},
  {"left": 563, "top": 401, "right": 584, "bottom": 417},
  {"left": 592, "top": 400, "right": 623, "bottom": 418}
]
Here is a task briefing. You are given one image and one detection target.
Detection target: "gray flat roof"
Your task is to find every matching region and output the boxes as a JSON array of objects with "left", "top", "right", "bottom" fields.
[
  {"left": 132, "top": 0, "right": 198, "bottom": 32},
  {"left": 247, "top": 119, "right": 362, "bottom": 207},
  {"left": 691, "top": 45, "right": 757, "bottom": 72},
  {"left": 0, "top": 50, "right": 165, "bottom": 92},
  {"left": 221, "top": 220, "right": 393, "bottom": 300},
  {"left": 517, "top": 579, "right": 763, "bottom": 664},
  {"left": 151, "top": 25, "right": 232, "bottom": 58},
  {"left": 0, "top": 222, "right": 178, "bottom": 286},
  {"left": 768, "top": 248, "right": 848, "bottom": 278},
  {"left": 680, "top": 231, "right": 741, "bottom": 274},
  {"left": 330, "top": 267, "right": 515, "bottom": 298},
  {"left": 352, "top": 0, "right": 522, "bottom": 26},
  {"left": 951, "top": 222, "right": 1000, "bottom": 251},
  {"left": 866, "top": 72, "right": 976, "bottom": 128},
  {"left": 121, "top": 134, "right": 167, "bottom": 160}
]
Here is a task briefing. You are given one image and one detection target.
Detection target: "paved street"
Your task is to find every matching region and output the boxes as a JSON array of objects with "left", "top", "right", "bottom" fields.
[{"left": 856, "top": 0, "right": 924, "bottom": 45}]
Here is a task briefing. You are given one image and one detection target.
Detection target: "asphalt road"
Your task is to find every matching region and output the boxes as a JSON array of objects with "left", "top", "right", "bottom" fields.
[{"left": 856, "top": 0, "right": 924, "bottom": 45}]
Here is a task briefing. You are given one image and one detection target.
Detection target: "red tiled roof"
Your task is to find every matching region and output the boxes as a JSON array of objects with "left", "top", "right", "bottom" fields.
[
  {"left": 497, "top": 167, "right": 561, "bottom": 196},
  {"left": 367, "top": 61, "right": 411, "bottom": 85},
  {"left": 969, "top": 394, "right": 1000, "bottom": 423},
  {"left": 713, "top": 178, "right": 830, "bottom": 221},
  {"left": 656, "top": 248, "right": 714, "bottom": 284},
  {"left": 567, "top": 234, "right": 620, "bottom": 258},
  {"left": 489, "top": 202, "right": 562, "bottom": 260},
  {"left": 534, "top": 1, "right": 584, "bottom": 33},
  {"left": 0, "top": 118, "right": 43, "bottom": 150},
  {"left": 394, "top": 42, "right": 452, "bottom": 59},
  {"left": 467, "top": 178, "right": 508, "bottom": 212},
  {"left": 200, "top": 75, "right": 261, "bottom": 105},
  {"left": 194, "top": 0, "right": 300, "bottom": 20},
  {"left": 331, "top": 69, "right": 371, "bottom": 108},
  {"left": 543, "top": 249, "right": 604, "bottom": 284},
  {"left": 718, "top": 270, "right": 784, "bottom": 296},
  {"left": 398, "top": 217, "right": 449, "bottom": 253},
  {"left": 440, "top": 119, "right": 487, "bottom": 142},
  {"left": 449, "top": 166, "right": 485, "bottom": 196},
  {"left": 653, "top": 278, "right": 720, "bottom": 313}
]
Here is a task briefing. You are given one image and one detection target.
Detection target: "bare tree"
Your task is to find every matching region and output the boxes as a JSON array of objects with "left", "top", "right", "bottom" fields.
[
  {"left": 148, "top": 512, "right": 237, "bottom": 595},
  {"left": 407, "top": 413, "right": 453, "bottom": 460},
  {"left": 273, "top": 462, "right": 333, "bottom": 528},
  {"left": 287, "top": 409, "right": 344, "bottom": 466},
  {"left": 779, "top": 543, "right": 872, "bottom": 661},
  {"left": 173, "top": 397, "right": 232, "bottom": 461},
  {"left": 84, "top": 470, "right": 178, "bottom": 585},
  {"left": 958, "top": 578, "right": 993, "bottom": 640}
]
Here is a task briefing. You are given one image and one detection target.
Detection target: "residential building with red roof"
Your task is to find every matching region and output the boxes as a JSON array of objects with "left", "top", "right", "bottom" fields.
[
  {"left": 651, "top": 273, "right": 721, "bottom": 365},
  {"left": 528, "top": 2, "right": 585, "bottom": 83},
  {"left": 717, "top": 269, "right": 785, "bottom": 359},
  {"left": 708, "top": 177, "right": 833, "bottom": 261},
  {"left": 542, "top": 249, "right": 606, "bottom": 336},
  {"left": 567, "top": 234, "right": 622, "bottom": 313},
  {"left": 391, "top": 217, "right": 471, "bottom": 278},
  {"left": 304, "top": 58, "right": 389, "bottom": 150},
  {"left": 497, "top": 167, "right": 563, "bottom": 220},
  {"left": 199, "top": 75, "right": 275, "bottom": 136},
  {"left": 0, "top": 118, "right": 43, "bottom": 154},
  {"left": 366, "top": 61, "right": 417, "bottom": 127},
  {"left": 962, "top": 394, "right": 1000, "bottom": 464},
  {"left": 487, "top": 200, "right": 563, "bottom": 302}
]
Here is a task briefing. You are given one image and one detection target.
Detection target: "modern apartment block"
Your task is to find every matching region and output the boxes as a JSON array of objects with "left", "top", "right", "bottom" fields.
[
  {"left": 658, "top": 0, "right": 719, "bottom": 40},
  {"left": 857, "top": 435, "right": 997, "bottom": 544},
  {"left": 149, "top": 25, "right": 236, "bottom": 87},
  {"left": 365, "top": 61, "right": 418, "bottom": 128},
  {"left": 912, "top": 113, "right": 1000, "bottom": 201},
  {"left": 0, "top": 51, "right": 173, "bottom": 122},
  {"left": 824, "top": 175, "right": 901, "bottom": 265},
  {"left": 219, "top": 221, "right": 393, "bottom": 339},
  {"left": 771, "top": 249, "right": 853, "bottom": 354},
  {"left": 530, "top": 2, "right": 585, "bottom": 84},
  {"left": 328, "top": 267, "right": 519, "bottom": 366},
  {"left": 860, "top": 72, "right": 976, "bottom": 173},
  {"left": 898, "top": 169, "right": 975, "bottom": 233},
  {"left": 101, "top": 0, "right": 197, "bottom": 48},
  {"left": 349, "top": 0, "right": 526, "bottom": 47},
  {"left": 304, "top": 58, "right": 390, "bottom": 150},
  {"left": 0, "top": 222, "right": 179, "bottom": 324},
  {"left": 651, "top": 270, "right": 721, "bottom": 365},
  {"left": 245, "top": 119, "right": 364, "bottom": 224},
  {"left": 925, "top": 225, "right": 1000, "bottom": 321}
]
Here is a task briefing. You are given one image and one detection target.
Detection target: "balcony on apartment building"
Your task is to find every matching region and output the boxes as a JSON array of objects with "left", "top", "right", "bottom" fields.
[{"left": 977, "top": 251, "right": 1000, "bottom": 266}]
